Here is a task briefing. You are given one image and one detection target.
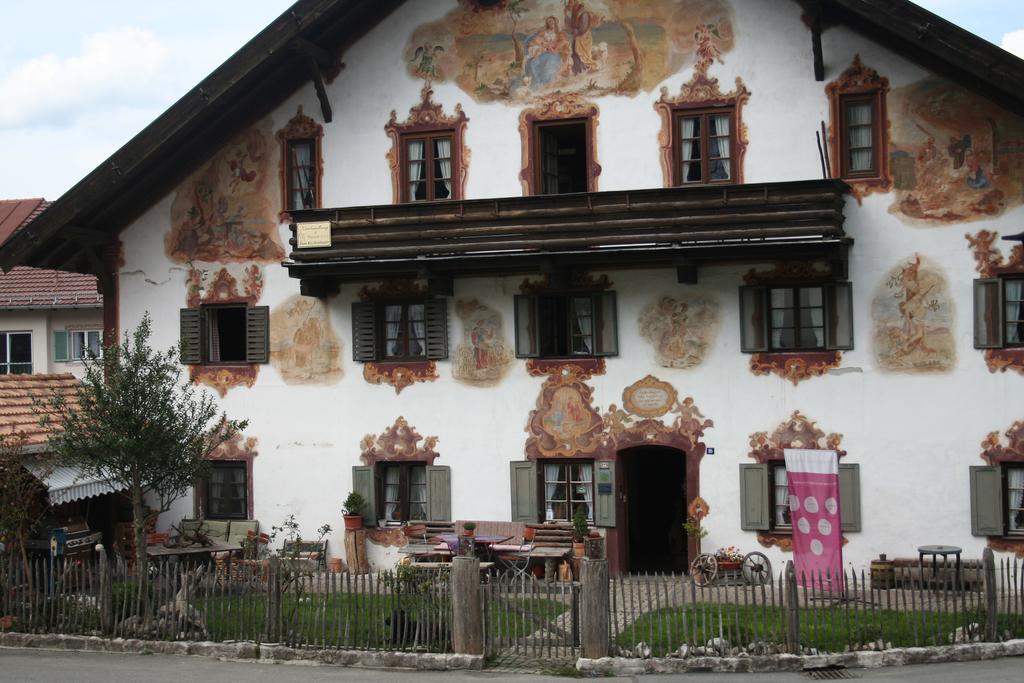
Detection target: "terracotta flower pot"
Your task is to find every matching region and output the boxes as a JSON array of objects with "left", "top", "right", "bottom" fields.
[
  {"left": 327, "top": 558, "right": 343, "bottom": 573},
  {"left": 462, "top": 528, "right": 475, "bottom": 538},
  {"left": 523, "top": 527, "right": 536, "bottom": 542},
  {"left": 573, "top": 542, "right": 585, "bottom": 559},
  {"left": 343, "top": 515, "right": 363, "bottom": 530}
]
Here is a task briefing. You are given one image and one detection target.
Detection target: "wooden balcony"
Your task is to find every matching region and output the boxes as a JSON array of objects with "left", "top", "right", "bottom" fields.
[{"left": 284, "top": 179, "right": 851, "bottom": 290}]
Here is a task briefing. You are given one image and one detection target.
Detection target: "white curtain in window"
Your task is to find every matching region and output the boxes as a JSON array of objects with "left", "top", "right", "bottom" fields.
[
  {"left": 680, "top": 117, "right": 699, "bottom": 182},
  {"left": 409, "top": 466, "right": 427, "bottom": 520},
  {"left": 434, "top": 138, "right": 452, "bottom": 198},
  {"left": 384, "top": 467, "right": 400, "bottom": 521},
  {"left": 1006, "top": 280, "right": 1023, "bottom": 344},
  {"left": 709, "top": 115, "right": 731, "bottom": 180},
  {"left": 847, "top": 103, "right": 873, "bottom": 171},
  {"left": 572, "top": 298, "right": 593, "bottom": 354},
  {"left": 290, "top": 143, "right": 313, "bottom": 209},
  {"left": 409, "top": 304, "right": 425, "bottom": 356},
  {"left": 407, "top": 140, "right": 426, "bottom": 200},
  {"left": 385, "top": 305, "right": 403, "bottom": 357},
  {"left": 544, "top": 464, "right": 561, "bottom": 521},
  {"left": 774, "top": 466, "right": 790, "bottom": 527},
  {"left": 208, "top": 311, "right": 221, "bottom": 363},
  {"left": 579, "top": 465, "right": 593, "bottom": 519},
  {"left": 1009, "top": 468, "right": 1024, "bottom": 532}
]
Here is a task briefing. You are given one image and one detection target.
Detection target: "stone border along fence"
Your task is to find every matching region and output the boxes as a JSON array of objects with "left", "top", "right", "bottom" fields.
[{"left": 0, "top": 550, "right": 1022, "bottom": 675}]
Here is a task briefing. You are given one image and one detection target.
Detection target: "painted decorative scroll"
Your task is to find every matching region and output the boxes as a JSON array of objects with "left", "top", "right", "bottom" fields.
[
  {"left": 639, "top": 294, "right": 719, "bottom": 369},
  {"left": 980, "top": 420, "right": 1024, "bottom": 557},
  {"left": 385, "top": 84, "right": 469, "bottom": 203},
  {"left": 519, "top": 93, "right": 601, "bottom": 195},
  {"left": 872, "top": 255, "right": 955, "bottom": 373},
  {"left": 269, "top": 295, "right": 342, "bottom": 385},
  {"left": 525, "top": 365, "right": 605, "bottom": 458},
  {"left": 526, "top": 358, "right": 606, "bottom": 380},
  {"left": 167, "top": 119, "right": 284, "bottom": 264},
  {"left": 826, "top": 55, "right": 892, "bottom": 200},
  {"left": 748, "top": 411, "right": 846, "bottom": 552},
  {"left": 621, "top": 375, "right": 678, "bottom": 418},
  {"left": 654, "top": 23, "right": 750, "bottom": 187},
  {"left": 452, "top": 299, "right": 513, "bottom": 386},
  {"left": 276, "top": 105, "right": 323, "bottom": 222},
  {"left": 966, "top": 230, "right": 1024, "bottom": 375},
  {"left": 405, "top": 0, "right": 735, "bottom": 105},
  {"left": 889, "top": 78, "right": 1024, "bottom": 224},
  {"left": 360, "top": 417, "right": 440, "bottom": 466}
]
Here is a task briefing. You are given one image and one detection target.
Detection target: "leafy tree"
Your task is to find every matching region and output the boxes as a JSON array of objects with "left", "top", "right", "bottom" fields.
[
  {"left": 0, "top": 431, "right": 50, "bottom": 581},
  {"left": 40, "top": 313, "right": 246, "bottom": 617}
]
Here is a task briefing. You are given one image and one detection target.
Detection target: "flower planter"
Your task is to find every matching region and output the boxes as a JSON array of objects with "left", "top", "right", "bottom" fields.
[
  {"left": 343, "top": 515, "right": 363, "bottom": 531},
  {"left": 573, "top": 542, "right": 585, "bottom": 559},
  {"left": 717, "top": 560, "right": 742, "bottom": 571}
]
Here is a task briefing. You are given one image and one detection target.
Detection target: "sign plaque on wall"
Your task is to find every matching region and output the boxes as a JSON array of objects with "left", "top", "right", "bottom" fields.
[
  {"left": 296, "top": 221, "right": 332, "bottom": 249},
  {"left": 622, "top": 375, "right": 678, "bottom": 418}
]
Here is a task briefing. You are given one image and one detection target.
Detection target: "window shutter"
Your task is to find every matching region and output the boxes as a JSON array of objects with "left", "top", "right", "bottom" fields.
[
  {"left": 826, "top": 282, "right": 854, "bottom": 351},
  {"left": 53, "top": 331, "right": 68, "bottom": 362},
  {"left": 179, "top": 308, "right": 202, "bottom": 364},
  {"left": 970, "top": 465, "right": 1004, "bottom": 536},
  {"left": 351, "top": 302, "right": 378, "bottom": 362},
  {"left": 245, "top": 306, "right": 270, "bottom": 363},
  {"left": 425, "top": 465, "right": 451, "bottom": 522},
  {"left": 594, "top": 460, "right": 616, "bottom": 527},
  {"left": 351, "top": 465, "right": 377, "bottom": 526},
  {"left": 424, "top": 299, "right": 448, "bottom": 360},
  {"left": 973, "top": 278, "right": 1003, "bottom": 349},
  {"left": 593, "top": 292, "right": 619, "bottom": 357},
  {"left": 739, "top": 286, "right": 768, "bottom": 353},
  {"left": 838, "top": 463, "right": 861, "bottom": 532},
  {"left": 739, "top": 463, "right": 770, "bottom": 530},
  {"left": 509, "top": 460, "right": 538, "bottom": 522},
  {"left": 514, "top": 295, "right": 540, "bottom": 358}
]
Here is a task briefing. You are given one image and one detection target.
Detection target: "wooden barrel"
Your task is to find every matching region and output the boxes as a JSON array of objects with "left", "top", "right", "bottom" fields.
[{"left": 870, "top": 555, "right": 894, "bottom": 589}]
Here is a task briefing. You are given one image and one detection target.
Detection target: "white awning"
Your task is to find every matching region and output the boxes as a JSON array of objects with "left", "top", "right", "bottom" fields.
[{"left": 24, "top": 462, "right": 125, "bottom": 506}]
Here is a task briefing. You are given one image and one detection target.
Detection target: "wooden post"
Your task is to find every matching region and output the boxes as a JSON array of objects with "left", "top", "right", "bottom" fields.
[
  {"left": 784, "top": 560, "right": 800, "bottom": 654},
  {"left": 983, "top": 548, "right": 997, "bottom": 641},
  {"left": 344, "top": 528, "right": 369, "bottom": 574},
  {"left": 97, "top": 546, "right": 113, "bottom": 635},
  {"left": 265, "top": 557, "right": 282, "bottom": 643},
  {"left": 580, "top": 558, "right": 609, "bottom": 659},
  {"left": 450, "top": 556, "right": 483, "bottom": 655}
]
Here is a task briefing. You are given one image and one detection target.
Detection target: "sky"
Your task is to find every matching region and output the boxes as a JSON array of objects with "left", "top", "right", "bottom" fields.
[{"left": 1, "top": 0, "right": 1022, "bottom": 201}]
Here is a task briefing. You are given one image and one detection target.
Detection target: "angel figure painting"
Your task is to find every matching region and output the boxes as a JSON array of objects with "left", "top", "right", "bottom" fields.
[
  {"left": 872, "top": 255, "right": 955, "bottom": 373},
  {"left": 452, "top": 300, "right": 514, "bottom": 386},
  {"left": 639, "top": 295, "right": 719, "bottom": 369},
  {"left": 405, "top": 0, "right": 734, "bottom": 104}
]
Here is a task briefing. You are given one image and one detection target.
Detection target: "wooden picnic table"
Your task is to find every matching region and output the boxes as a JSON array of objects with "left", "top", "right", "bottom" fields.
[{"left": 146, "top": 541, "right": 240, "bottom": 561}]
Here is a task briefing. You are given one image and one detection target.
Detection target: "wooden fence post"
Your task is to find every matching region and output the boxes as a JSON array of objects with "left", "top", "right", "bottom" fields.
[
  {"left": 265, "top": 557, "right": 282, "bottom": 643},
  {"left": 97, "top": 546, "right": 113, "bottom": 635},
  {"left": 580, "top": 558, "right": 609, "bottom": 659},
  {"left": 982, "top": 548, "right": 997, "bottom": 641},
  {"left": 784, "top": 560, "right": 800, "bottom": 654},
  {"left": 450, "top": 556, "right": 483, "bottom": 655}
]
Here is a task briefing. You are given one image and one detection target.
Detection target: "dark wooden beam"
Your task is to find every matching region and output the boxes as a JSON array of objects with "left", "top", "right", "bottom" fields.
[
  {"left": 63, "top": 225, "right": 114, "bottom": 246},
  {"left": 299, "top": 278, "right": 341, "bottom": 298},
  {"left": 304, "top": 55, "right": 333, "bottom": 123},
  {"left": 293, "top": 37, "right": 334, "bottom": 70},
  {"left": 810, "top": 1, "right": 825, "bottom": 81}
]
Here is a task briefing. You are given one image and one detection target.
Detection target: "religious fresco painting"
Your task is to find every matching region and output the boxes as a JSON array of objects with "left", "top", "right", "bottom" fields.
[
  {"left": 452, "top": 299, "right": 514, "bottom": 386},
  {"left": 888, "top": 78, "right": 1024, "bottom": 224},
  {"left": 405, "top": 0, "right": 734, "bottom": 104},
  {"left": 167, "top": 119, "right": 285, "bottom": 264},
  {"left": 871, "top": 255, "right": 955, "bottom": 374},
  {"left": 638, "top": 294, "right": 719, "bottom": 369},
  {"left": 269, "top": 295, "right": 343, "bottom": 385}
]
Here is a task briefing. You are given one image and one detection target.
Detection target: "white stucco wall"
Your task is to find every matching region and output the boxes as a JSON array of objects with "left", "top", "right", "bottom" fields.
[{"left": 116, "top": 0, "right": 1024, "bottom": 572}]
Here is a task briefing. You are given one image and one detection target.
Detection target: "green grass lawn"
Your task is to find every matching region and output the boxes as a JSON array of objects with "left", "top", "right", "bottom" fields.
[{"left": 615, "top": 602, "right": 1023, "bottom": 655}]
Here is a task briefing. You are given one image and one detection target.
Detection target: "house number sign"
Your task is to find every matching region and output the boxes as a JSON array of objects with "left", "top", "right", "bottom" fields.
[
  {"left": 622, "top": 375, "right": 678, "bottom": 418},
  {"left": 296, "top": 221, "right": 332, "bottom": 249}
]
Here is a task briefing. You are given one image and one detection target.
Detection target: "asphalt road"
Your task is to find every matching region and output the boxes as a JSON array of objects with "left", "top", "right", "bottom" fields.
[{"left": 0, "top": 649, "right": 1022, "bottom": 682}]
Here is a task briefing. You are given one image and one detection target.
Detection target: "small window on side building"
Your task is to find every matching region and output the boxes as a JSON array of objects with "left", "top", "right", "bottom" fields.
[{"left": 0, "top": 332, "right": 32, "bottom": 374}]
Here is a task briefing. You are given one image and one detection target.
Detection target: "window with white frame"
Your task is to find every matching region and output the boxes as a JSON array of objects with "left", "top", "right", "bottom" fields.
[
  {"left": 0, "top": 332, "right": 32, "bottom": 374},
  {"left": 542, "top": 461, "right": 594, "bottom": 523},
  {"left": 70, "top": 330, "right": 102, "bottom": 360}
]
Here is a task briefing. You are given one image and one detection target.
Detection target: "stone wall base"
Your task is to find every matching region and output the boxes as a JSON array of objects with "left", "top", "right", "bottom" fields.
[
  {"left": 577, "top": 640, "right": 1024, "bottom": 676},
  {"left": 0, "top": 632, "right": 482, "bottom": 671}
]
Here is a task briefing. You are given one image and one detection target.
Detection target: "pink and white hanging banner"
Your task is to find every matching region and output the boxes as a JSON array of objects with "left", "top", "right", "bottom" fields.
[{"left": 783, "top": 448, "right": 844, "bottom": 592}]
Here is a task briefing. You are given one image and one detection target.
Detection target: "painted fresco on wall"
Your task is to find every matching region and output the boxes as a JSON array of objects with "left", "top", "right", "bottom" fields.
[
  {"left": 452, "top": 299, "right": 514, "bottom": 386},
  {"left": 872, "top": 255, "right": 955, "bottom": 373},
  {"left": 269, "top": 295, "right": 342, "bottom": 385},
  {"left": 167, "top": 119, "right": 284, "bottom": 263},
  {"left": 638, "top": 294, "right": 719, "bottom": 369},
  {"left": 889, "top": 79, "right": 1024, "bottom": 224},
  {"left": 405, "top": 0, "right": 734, "bottom": 104}
]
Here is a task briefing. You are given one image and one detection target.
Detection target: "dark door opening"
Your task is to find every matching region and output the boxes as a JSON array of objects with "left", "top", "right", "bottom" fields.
[
  {"left": 536, "top": 120, "right": 588, "bottom": 194},
  {"left": 621, "top": 446, "right": 687, "bottom": 573}
]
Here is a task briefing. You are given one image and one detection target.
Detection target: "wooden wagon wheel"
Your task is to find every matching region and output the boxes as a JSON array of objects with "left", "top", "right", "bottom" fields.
[
  {"left": 741, "top": 551, "right": 772, "bottom": 585},
  {"left": 689, "top": 553, "right": 718, "bottom": 587}
]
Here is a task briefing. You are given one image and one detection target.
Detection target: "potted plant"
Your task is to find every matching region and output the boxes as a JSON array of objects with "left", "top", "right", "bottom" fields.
[
  {"left": 462, "top": 521, "right": 476, "bottom": 538},
  {"left": 682, "top": 517, "right": 708, "bottom": 555},
  {"left": 342, "top": 491, "right": 366, "bottom": 530},
  {"left": 714, "top": 545, "right": 744, "bottom": 571},
  {"left": 572, "top": 507, "right": 588, "bottom": 559}
]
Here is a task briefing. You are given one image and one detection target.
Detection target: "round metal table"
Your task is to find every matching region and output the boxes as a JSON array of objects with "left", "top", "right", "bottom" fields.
[{"left": 917, "top": 545, "right": 962, "bottom": 585}]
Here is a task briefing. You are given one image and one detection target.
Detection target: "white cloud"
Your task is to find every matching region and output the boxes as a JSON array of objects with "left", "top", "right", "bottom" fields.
[
  {"left": 0, "top": 27, "right": 169, "bottom": 129},
  {"left": 1001, "top": 29, "right": 1024, "bottom": 59}
]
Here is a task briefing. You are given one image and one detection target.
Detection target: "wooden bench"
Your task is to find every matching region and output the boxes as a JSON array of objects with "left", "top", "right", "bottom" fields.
[{"left": 282, "top": 538, "right": 327, "bottom": 570}]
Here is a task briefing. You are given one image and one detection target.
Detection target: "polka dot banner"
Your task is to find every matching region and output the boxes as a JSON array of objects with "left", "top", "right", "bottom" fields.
[{"left": 783, "top": 448, "right": 844, "bottom": 592}]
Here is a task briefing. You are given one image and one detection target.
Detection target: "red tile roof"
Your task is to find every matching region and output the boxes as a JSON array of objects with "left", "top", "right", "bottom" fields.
[
  {"left": 0, "top": 374, "right": 80, "bottom": 446},
  {"left": 0, "top": 199, "right": 102, "bottom": 308}
]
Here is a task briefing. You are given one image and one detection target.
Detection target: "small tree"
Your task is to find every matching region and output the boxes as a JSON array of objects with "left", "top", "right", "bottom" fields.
[
  {"left": 41, "top": 313, "right": 246, "bottom": 618},
  {"left": 0, "top": 431, "right": 50, "bottom": 581}
]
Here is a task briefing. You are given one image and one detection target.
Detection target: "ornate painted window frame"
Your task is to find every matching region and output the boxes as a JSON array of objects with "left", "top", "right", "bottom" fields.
[
  {"left": 826, "top": 55, "right": 892, "bottom": 198},
  {"left": 385, "top": 85, "right": 469, "bottom": 204},
  {"left": 276, "top": 106, "right": 324, "bottom": 218},
  {"left": 518, "top": 94, "right": 601, "bottom": 196}
]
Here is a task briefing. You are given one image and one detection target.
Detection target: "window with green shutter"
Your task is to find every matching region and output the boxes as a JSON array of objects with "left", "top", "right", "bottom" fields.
[
  {"left": 969, "top": 464, "right": 1024, "bottom": 537},
  {"left": 178, "top": 305, "right": 269, "bottom": 365},
  {"left": 973, "top": 277, "right": 1024, "bottom": 349},
  {"left": 509, "top": 461, "right": 538, "bottom": 523},
  {"left": 350, "top": 299, "right": 448, "bottom": 362},
  {"left": 513, "top": 292, "right": 617, "bottom": 359},
  {"left": 739, "top": 282, "right": 853, "bottom": 353},
  {"left": 741, "top": 461, "right": 862, "bottom": 533},
  {"left": 739, "top": 463, "right": 770, "bottom": 531}
]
